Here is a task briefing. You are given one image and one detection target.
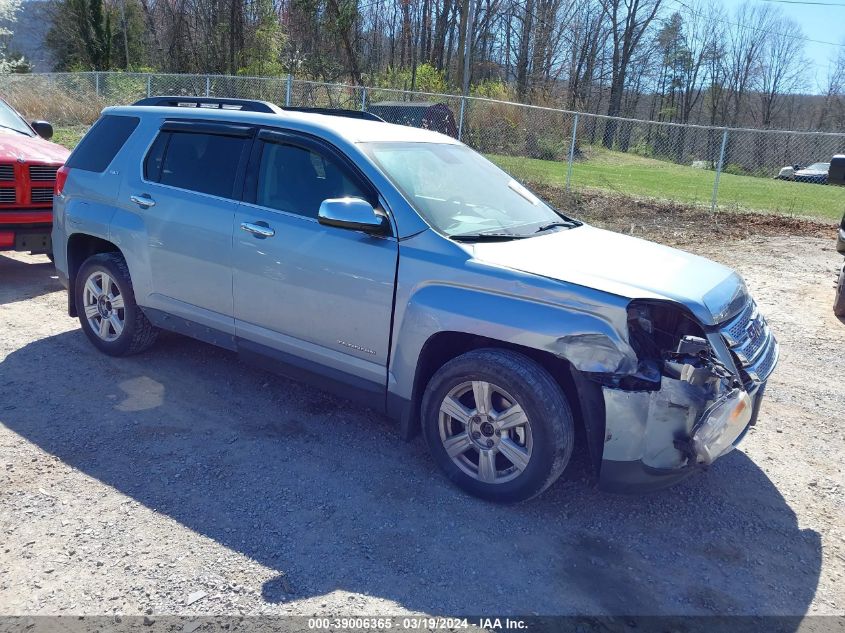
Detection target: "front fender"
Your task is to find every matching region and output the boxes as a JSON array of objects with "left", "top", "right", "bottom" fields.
[{"left": 388, "top": 282, "right": 637, "bottom": 402}]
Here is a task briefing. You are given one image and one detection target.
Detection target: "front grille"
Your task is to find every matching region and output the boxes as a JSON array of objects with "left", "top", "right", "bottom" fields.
[
  {"left": 724, "top": 301, "right": 754, "bottom": 342},
  {"left": 0, "top": 187, "right": 16, "bottom": 203},
  {"left": 30, "top": 187, "right": 53, "bottom": 203},
  {"left": 29, "top": 165, "right": 58, "bottom": 182},
  {"left": 0, "top": 164, "right": 14, "bottom": 181},
  {"left": 720, "top": 300, "right": 778, "bottom": 381},
  {"left": 753, "top": 338, "right": 778, "bottom": 381}
]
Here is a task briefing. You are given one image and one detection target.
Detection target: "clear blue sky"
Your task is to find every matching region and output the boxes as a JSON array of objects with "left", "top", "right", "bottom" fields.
[{"left": 720, "top": 0, "right": 844, "bottom": 91}]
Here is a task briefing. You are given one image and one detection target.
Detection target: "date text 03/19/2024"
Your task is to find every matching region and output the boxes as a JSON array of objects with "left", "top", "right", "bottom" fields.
[{"left": 307, "top": 617, "right": 528, "bottom": 630}]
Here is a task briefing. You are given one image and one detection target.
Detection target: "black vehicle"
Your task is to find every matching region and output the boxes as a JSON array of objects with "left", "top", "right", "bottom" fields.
[{"left": 831, "top": 155, "right": 845, "bottom": 317}]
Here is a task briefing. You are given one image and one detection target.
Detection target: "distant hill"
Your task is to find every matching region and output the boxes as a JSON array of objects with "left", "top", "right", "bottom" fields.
[{"left": 5, "top": 0, "right": 54, "bottom": 72}]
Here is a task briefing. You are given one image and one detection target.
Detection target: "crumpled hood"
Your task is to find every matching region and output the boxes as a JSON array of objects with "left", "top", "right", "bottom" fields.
[
  {"left": 469, "top": 225, "right": 747, "bottom": 326},
  {"left": 0, "top": 129, "right": 69, "bottom": 164}
]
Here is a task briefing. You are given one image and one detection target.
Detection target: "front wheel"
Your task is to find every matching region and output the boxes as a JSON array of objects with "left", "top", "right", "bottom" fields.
[
  {"left": 834, "top": 262, "right": 845, "bottom": 318},
  {"left": 421, "top": 348, "right": 575, "bottom": 503},
  {"left": 75, "top": 252, "right": 158, "bottom": 356}
]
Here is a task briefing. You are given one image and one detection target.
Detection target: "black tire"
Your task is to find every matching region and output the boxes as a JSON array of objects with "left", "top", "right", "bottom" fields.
[
  {"left": 75, "top": 252, "right": 158, "bottom": 356},
  {"left": 835, "top": 263, "right": 845, "bottom": 318},
  {"left": 421, "top": 348, "right": 574, "bottom": 503}
]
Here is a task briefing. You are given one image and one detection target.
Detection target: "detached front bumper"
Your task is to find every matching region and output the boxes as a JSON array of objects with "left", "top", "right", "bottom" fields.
[
  {"left": 599, "top": 380, "right": 768, "bottom": 493},
  {"left": 598, "top": 301, "right": 778, "bottom": 494}
]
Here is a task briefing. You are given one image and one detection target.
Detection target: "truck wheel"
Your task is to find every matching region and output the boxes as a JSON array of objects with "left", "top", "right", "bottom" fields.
[
  {"left": 75, "top": 252, "right": 158, "bottom": 356},
  {"left": 421, "top": 348, "right": 574, "bottom": 503},
  {"left": 835, "top": 263, "right": 845, "bottom": 318}
]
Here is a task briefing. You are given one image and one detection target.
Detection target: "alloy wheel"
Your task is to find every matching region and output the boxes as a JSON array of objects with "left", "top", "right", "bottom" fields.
[
  {"left": 438, "top": 380, "right": 533, "bottom": 484},
  {"left": 82, "top": 271, "right": 125, "bottom": 342}
]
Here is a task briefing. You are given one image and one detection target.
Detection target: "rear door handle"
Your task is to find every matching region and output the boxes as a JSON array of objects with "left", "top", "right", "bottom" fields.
[
  {"left": 240, "top": 222, "right": 275, "bottom": 238},
  {"left": 130, "top": 194, "right": 156, "bottom": 208}
]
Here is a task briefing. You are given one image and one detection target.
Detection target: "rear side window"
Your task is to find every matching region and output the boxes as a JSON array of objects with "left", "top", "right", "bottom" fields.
[
  {"left": 67, "top": 115, "right": 139, "bottom": 172},
  {"left": 145, "top": 131, "right": 248, "bottom": 199}
]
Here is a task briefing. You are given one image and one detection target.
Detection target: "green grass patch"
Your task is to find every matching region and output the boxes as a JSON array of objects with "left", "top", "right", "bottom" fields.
[
  {"left": 52, "top": 125, "right": 89, "bottom": 150},
  {"left": 490, "top": 148, "right": 845, "bottom": 221}
]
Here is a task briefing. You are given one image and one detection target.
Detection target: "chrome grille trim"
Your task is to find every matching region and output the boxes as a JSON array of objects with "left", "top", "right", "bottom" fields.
[
  {"left": 0, "top": 164, "right": 14, "bottom": 181},
  {"left": 29, "top": 165, "right": 58, "bottom": 182},
  {"left": 30, "top": 187, "right": 53, "bottom": 203},
  {"left": 720, "top": 299, "right": 778, "bottom": 382},
  {"left": 0, "top": 187, "right": 16, "bottom": 203}
]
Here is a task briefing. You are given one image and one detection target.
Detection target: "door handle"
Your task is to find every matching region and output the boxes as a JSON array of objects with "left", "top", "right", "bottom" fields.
[
  {"left": 240, "top": 222, "right": 275, "bottom": 238},
  {"left": 130, "top": 194, "right": 156, "bottom": 208}
]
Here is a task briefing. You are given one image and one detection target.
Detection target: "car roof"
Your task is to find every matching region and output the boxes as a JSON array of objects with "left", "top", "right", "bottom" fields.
[{"left": 103, "top": 104, "right": 461, "bottom": 146}]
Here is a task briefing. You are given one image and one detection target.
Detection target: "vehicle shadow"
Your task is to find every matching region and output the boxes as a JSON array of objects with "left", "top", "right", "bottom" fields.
[
  {"left": 0, "top": 253, "right": 61, "bottom": 305},
  {"left": 0, "top": 330, "right": 822, "bottom": 617}
]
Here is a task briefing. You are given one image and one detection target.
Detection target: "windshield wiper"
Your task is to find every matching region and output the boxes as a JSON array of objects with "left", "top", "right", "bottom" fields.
[
  {"left": 535, "top": 220, "right": 580, "bottom": 233},
  {"left": 0, "top": 124, "right": 31, "bottom": 136},
  {"left": 450, "top": 232, "right": 529, "bottom": 242}
]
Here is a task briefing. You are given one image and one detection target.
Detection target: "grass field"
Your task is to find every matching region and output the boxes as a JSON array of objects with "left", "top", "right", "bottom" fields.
[
  {"left": 53, "top": 125, "right": 90, "bottom": 151},
  {"left": 490, "top": 148, "right": 845, "bottom": 221}
]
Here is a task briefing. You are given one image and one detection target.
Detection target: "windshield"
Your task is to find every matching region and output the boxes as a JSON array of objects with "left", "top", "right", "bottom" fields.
[
  {"left": 0, "top": 99, "right": 33, "bottom": 136},
  {"left": 807, "top": 162, "right": 830, "bottom": 171},
  {"left": 362, "top": 142, "right": 574, "bottom": 238}
]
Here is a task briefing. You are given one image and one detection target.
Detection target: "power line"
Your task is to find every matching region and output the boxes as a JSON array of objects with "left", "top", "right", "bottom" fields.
[
  {"left": 667, "top": 0, "right": 845, "bottom": 48},
  {"left": 760, "top": 0, "right": 845, "bottom": 6}
]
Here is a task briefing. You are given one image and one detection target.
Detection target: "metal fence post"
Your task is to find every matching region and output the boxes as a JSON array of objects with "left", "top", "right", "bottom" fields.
[
  {"left": 361, "top": 87, "right": 367, "bottom": 112},
  {"left": 565, "top": 113, "right": 579, "bottom": 191},
  {"left": 458, "top": 97, "right": 466, "bottom": 142},
  {"left": 146, "top": 75, "right": 151, "bottom": 97},
  {"left": 711, "top": 129, "right": 729, "bottom": 213},
  {"left": 95, "top": 72, "right": 100, "bottom": 97},
  {"left": 285, "top": 74, "right": 293, "bottom": 107},
  {"left": 205, "top": 76, "right": 211, "bottom": 97}
]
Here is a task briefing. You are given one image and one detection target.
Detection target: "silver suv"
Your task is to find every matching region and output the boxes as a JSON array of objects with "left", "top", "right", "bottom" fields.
[{"left": 52, "top": 97, "right": 778, "bottom": 502}]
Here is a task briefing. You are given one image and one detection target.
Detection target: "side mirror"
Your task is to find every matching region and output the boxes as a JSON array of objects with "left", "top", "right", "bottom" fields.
[
  {"left": 318, "top": 197, "right": 389, "bottom": 234},
  {"left": 31, "top": 120, "right": 53, "bottom": 140}
]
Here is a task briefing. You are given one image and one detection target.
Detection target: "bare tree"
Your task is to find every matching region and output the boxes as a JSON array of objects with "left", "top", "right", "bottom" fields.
[
  {"left": 598, "top": 0, "right": 663, "bottom": 146},
  {"left": 754, "top": 15, "right": 806, "bottom": 128}
]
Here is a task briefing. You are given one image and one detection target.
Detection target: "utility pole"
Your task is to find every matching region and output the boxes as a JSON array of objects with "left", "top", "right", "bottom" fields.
[
  {"left": 119, "top": 0, "right": 130, "bottom": 69},
  {"left": 462, "top": 0, "right": 474, "bottom": 95}
]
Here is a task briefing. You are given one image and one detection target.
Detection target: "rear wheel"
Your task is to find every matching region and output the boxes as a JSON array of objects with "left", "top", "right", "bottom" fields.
[
  {"left": 834, "top": 263, "right": 845, "bottom": 318},
  {"left": 421, "top": 348, "right": 574, "bottom": 503},
  {"left": 75, "top": 253, "right": 158, "bottom": 356}
]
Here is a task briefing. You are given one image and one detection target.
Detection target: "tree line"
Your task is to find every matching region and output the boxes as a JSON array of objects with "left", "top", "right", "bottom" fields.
[{"left": 40, "top": 0, "right": 845, "bottom": 131}]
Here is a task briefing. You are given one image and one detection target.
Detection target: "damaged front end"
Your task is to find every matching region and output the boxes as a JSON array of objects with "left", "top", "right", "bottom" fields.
[{"left": 592, "top": 299, "right": 777, "bottom": 493}]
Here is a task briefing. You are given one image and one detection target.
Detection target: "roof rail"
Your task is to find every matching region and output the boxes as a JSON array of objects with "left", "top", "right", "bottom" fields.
[
  {"left": 284, "top": 107, "right": 385, "bottom": 122},
  {"left": 132, "top": 96, "right": 279, "bottom": 113}
]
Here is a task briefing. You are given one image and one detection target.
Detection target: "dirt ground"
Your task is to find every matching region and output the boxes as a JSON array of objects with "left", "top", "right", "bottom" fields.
[{"left": 0, "top": 208, "right": 843, "bottom": 619}]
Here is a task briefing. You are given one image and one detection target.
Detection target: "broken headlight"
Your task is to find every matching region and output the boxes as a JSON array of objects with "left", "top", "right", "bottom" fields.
[{"left": 692, "top": 388, "right": 753, "bottom": 463}]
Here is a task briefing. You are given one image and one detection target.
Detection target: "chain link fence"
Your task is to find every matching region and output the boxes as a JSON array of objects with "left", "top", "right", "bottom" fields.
[{"left": 1, "top": 71, "right": 843, "bottom": 218}]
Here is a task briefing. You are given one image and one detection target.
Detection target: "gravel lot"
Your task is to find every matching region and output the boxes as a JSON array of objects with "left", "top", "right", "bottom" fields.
[{"left": 1, "top": 211, "right": 843, "bottom": 619}]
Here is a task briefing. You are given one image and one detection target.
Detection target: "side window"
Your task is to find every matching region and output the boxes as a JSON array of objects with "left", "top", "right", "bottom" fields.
[
  {"left": 144, "top": 132, "right": 168, "bottom": 182},
  {"left": 66, "top": 115, "right": 139, "bottom": 172},
  {"left": 149, "top": 131, "right": 248, "bottom": 199},
  {"left": 255, "top": 142, "right": 367, "bottom": 219}
]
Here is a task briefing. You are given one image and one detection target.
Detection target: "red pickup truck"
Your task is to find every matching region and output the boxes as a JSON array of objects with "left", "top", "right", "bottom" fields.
[{"left": 0, "top": 97, "right": 70, "bottom": 258}]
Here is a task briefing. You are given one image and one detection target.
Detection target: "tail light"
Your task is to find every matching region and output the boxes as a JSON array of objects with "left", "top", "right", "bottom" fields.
[{"left": 55, "top": 165, "right": 70, "bottom": 195}]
